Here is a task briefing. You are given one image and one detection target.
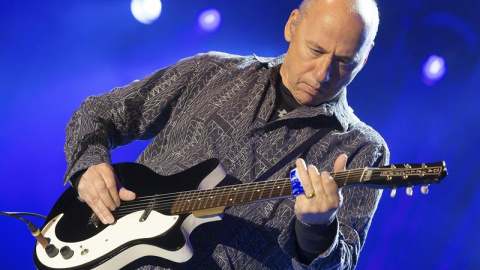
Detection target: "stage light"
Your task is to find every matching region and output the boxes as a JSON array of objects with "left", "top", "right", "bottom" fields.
[
  {"left": 422, "top": 55, "right": 446, "bottom": 85},
  {"left": 198, "top": 8, "right": 221, "bottom": 33},
  {"left": 131, "top": 0, "right": 162, "bottom": 25}
]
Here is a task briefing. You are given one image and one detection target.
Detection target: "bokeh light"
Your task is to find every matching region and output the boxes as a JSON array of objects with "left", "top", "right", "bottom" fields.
[
  {"left": 198, "top": 8, "right": 222, "bottom": 33},
  {"left": 131, "top": 0, "right": 162, "bottom": 24},
  {"left": 422, "top": 54, "right": 447, "bottom": 85}
]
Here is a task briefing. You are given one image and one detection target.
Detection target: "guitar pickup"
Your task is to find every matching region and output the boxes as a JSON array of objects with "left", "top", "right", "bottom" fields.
[{"left": 139, "top": 198, "right": 156, "bottom": 222}]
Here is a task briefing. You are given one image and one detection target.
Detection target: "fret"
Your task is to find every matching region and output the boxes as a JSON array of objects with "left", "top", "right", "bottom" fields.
[
  {"left": 230, "top": 186, "right": 239, "bottom": 206},
  {"left": 182, "top": 190, "right": 193, "bottom": 212},
  {"left": 249, "top": 182, "right": 258, "bottom": 202},
  {"left": 203, "top": 189, "right": 214, "bottom": 210},
  {"left": 276, "top": 180, "right": 288, "bottom": 197},
  {"left": 268, "top": 180, "right": 276, "bottom": 199},
  {"left": 218, "top": 186, "right": 227, "bottom": 207},
  {"left": 210, "top": 187, "right": 219, "bottom": 208},
  {"left": 190, "top": 191, "right": 198, "bottom": 211},
  {"left": 171, "top": 192, "right": 182, "bottom": 213},
  {"left": 201, "top": 189, "right": 211, "bottom": 211},
  {"left": 189, "top": 190, "right": 199, "bottom": 211},
  {"left": 225, "top": 188, "right": 234, "bottom": 206},
  {"left": 257, "top": 181, "right": 266, "bottom": 200},
  {"left": 191, "top": 190, "right": 206, "bottom": 211},
  {"left": 279, "top": 179, "right": 287, "bottom": 197},
  {"left": 344, "top": 170, "right": 351, "bottom": 187},
  {"left": 239, "top": 184, "right": 247, "bottom": 203}
]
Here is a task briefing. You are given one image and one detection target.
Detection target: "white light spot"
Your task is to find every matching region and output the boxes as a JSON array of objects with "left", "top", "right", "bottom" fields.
[
  {"left": 422, "top": 55, "right": 447, "bottom": 85},
  {"left": 198, "top": 8, "right": 221, "bottom": 32},
  {"left": 131, "top": 0, "right": 162, "bottom": 25}
]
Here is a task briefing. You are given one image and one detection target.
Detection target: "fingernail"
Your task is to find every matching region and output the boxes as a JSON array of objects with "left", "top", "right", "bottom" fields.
[
  {"left": 101, "top": 216, "right": 108, "bottom": 224},
  {"left": 309, "top": 165, "right": 320, "bottom": 174},
  {"left": 300, "top": 159, "right": 307, "bottom": 170}
]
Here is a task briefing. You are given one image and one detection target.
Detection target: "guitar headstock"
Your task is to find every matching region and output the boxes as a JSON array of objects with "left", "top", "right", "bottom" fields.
[{"left": 362, "top": 161, "right": 447, "bottom": 197}]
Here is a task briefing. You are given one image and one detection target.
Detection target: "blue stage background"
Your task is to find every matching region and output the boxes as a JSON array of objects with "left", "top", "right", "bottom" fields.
[{"left": 1, "top": 1, "right": 479, "bottom": 269}]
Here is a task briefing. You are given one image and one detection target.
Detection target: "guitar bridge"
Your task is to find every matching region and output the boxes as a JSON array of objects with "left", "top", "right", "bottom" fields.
[{"left": 88, "top": 213, "right": 100, "bottom": 228}]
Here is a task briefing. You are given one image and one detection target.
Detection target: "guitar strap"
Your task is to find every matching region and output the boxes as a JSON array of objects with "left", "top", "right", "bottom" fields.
[{"left": 255, "top": 127, "right": 335, "bottom": 182}]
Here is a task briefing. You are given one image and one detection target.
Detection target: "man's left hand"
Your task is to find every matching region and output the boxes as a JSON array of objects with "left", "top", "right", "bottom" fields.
[{"left": 294, "top": 154, "right": 347, "bottom": 225}]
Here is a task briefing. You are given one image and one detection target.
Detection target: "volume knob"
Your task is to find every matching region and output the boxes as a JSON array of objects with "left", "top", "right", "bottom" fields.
[
  {"left": 45, "top": 244, "right": 59, "bottom": 258},
  {"left": 60, "top": 246, "right": 74, "bottom": 260}
]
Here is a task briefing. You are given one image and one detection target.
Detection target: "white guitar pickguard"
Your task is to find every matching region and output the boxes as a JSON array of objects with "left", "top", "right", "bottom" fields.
[{"left": 36, "top": 211, "right": 179, "bottom": 269}]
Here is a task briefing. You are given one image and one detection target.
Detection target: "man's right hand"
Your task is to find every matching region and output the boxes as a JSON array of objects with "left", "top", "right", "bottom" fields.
[{"left": 77, "top": 163, "right": 136, "bottom": 225}]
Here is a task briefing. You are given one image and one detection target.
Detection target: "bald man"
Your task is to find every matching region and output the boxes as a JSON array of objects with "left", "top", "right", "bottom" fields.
[{"left": 65, "top": 0, "right": 388, "bottom": 268}]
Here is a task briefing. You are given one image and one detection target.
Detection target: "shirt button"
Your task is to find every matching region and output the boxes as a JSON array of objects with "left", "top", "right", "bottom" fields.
[{"left": 266, "top": 101, "right": 273, "bottom": 106}]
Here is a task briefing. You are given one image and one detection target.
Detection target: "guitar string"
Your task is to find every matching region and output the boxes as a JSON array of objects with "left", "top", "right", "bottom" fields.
[
  {"left": 112, "top": 170, "right": 368, "bottom": 212},
  {"left": 113, "top": 184, "right": 291, "bottom": 216},
  {"left": 110, "top": 170, "right": 402, "bottom": 216},
  {"left": 112, "top": 181, "right": 292, "bottom": 216},
  {"left": 116, "top": 166, "right": 421, "bottom": 206},
  {"left": 112, "top": 180, "right": 294, "bottom": 216},
  {"left": 112, "top": 185, "right": 295, "bottom": 218},
  {"left": 115, "top": 169, "right": 369, "bottom": 206},
  {"left": 113, "top": 166, "right": 433, "bottom": 208},
  {"left": 111, "top": 168, "right": 431, "bottom": 216}
]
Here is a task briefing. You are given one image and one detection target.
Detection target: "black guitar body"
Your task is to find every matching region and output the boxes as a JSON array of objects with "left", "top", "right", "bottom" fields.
[{"left": 33, "top": 158, "right": 224, "bottom": 270}]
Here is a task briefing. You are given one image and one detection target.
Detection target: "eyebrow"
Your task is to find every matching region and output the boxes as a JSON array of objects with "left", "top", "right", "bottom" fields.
[{"left": 308, "top": 42, "right": 355, "bottom": 63}]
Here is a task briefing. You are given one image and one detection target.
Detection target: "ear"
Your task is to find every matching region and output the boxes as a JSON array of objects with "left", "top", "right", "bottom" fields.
[
  {"left": 361, "top": 42, "right": 374, "bottom": 67},
  {"left": 284, "top": 9, "right": 300, "bottom": 43}
]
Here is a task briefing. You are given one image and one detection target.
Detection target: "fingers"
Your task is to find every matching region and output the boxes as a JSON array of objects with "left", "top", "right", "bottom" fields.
[
  {"left": 295, "top": 159, "right": 315, "bottom": 199},
  {"left": 119, "top": 186, "right": 136, "bottom": 201},
  {"left": 77, "top": 163, "right": 122, "bottom": 225},
  {"left": 333, "top": 154, "right": 347, "bottom": 172},
  {"left": 101, "top": 166, "right": 121, "bottom": 208},
  {"left": 295, "top": 158, "right": 337, "bottom": 201},
  {"left": 294, "top": 156, "right": 346, "bottom": 225},
  {"left": 320, "top": 171, "right": 339, "bottom": 203}
]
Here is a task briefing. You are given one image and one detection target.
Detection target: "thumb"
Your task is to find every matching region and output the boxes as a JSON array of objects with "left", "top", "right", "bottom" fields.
[
  {"left": 333, "top": 154, "right": 347, "bottom": 172},
  {"left": 118, "top": 184, "right": 136, "bottom": 201}
]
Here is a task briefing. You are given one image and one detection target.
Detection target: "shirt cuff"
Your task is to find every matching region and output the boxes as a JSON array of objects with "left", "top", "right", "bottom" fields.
[
  {"left": 69, "top": 169, "right": 87, "bottom": 190},
  {"left": 294, "top": 217, "right": 338, "bottom": 264}
]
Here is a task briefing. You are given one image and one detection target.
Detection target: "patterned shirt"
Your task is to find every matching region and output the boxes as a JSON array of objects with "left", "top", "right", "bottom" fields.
[{"left": 64, "top": 52, "right": 389, "bottom": 269}]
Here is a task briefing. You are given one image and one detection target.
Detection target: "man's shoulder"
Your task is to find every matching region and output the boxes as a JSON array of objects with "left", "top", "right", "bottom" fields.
[
  {"left": 188, "top": 51, "right": 281, "bottom": 69},
  {"left": 192, "top": 51, "right": 253, "bottom": 64},
  {"left": 348, "top": 119, "right": 388, "bottom": 149}
]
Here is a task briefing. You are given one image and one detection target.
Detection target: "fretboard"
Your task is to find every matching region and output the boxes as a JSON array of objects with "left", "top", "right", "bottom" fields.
[{"left": 170, "top": 168, "right": 368, "bottom": 214}]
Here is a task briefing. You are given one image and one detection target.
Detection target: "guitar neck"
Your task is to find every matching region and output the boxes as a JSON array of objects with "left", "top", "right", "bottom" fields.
[{"left": 170, "top": 161, "right": 446, "bottom": 214}]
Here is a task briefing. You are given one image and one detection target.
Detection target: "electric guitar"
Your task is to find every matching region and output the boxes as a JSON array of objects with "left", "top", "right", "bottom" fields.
[{"left": 33, "top": 159, "right": 447, "bottom": 270}]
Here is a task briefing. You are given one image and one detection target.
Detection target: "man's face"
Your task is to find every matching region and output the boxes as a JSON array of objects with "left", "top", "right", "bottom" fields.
[{"left": 280, "top": 1, "right": 371, "bottom": 106}]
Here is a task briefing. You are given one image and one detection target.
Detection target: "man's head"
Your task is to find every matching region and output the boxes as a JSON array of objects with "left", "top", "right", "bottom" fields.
[{"left": 280, "top": 0, "right": 379, "bottom": 106}]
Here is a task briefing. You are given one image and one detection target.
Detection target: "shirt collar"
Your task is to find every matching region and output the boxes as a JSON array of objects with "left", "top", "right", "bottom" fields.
[{"left": 253, "top": 53, "right": 359, "bottom": 131}]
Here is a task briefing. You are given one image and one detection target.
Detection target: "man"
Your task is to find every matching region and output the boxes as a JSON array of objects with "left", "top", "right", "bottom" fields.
[{"left": 65, "top": 0, "right": 388, "bottom": 268}]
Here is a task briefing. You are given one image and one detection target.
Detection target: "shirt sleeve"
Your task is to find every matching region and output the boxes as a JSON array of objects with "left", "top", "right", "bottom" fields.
[
  {"left": 294, "top": 217, "right": 338, "bottom": 264},
  {"left": 63, "top": 54, "right": 203, "bottom": 185},
  {"left": 290, "top": 139, "right": 390, "bottom": 269}
]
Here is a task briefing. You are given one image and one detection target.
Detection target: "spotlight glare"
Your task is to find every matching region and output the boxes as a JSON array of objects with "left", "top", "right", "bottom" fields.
[
  {"left": 422, "top": 55, "right": 446, "bottom": 85},
  {"left": 198, "top": 9, "right": 221, "bottom": 32},
  {"left": 131, "top": 0, "right": 162, "bottom": 25}
]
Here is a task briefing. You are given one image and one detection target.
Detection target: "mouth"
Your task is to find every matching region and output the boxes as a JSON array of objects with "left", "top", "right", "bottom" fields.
[{"left": 303, "top": 83, "right": 321, "bottom": 96}]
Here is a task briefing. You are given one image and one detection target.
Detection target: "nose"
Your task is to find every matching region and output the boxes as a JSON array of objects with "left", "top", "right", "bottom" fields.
[{"left": 314, "top": 57, "right": 332, "bottom": 83}]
